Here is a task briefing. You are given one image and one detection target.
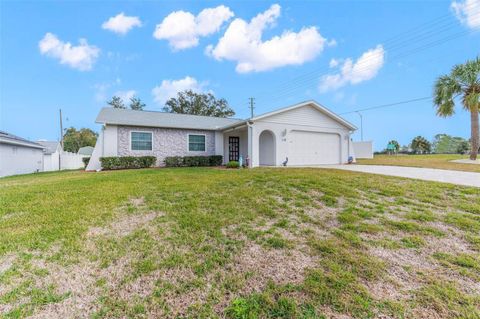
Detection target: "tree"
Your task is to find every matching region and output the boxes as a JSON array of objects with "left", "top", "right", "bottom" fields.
[
  {"left": 410, "top": 136, "right": 431, "bottom": 154},
  {"left": 432, "top": 134, "right": 469, "bottom": 154},
  {"left": 107, "top": 96, "right": 125, "bottom": 109},
  {"left": 163, "top": 90, "right": 235, "bottom": 117},
  {"left": 434, "top": 57, "right": 480, "bottom": 160},
  {"left": 63, "top": 127, "right": 98, "bottom": 153},
  {"left": 129, "top": 96, "right": 146, "bottom": 111},
  {"left": 387, "top": 140, "right": 400, "bottom": 152},
  {"left": 457, "top": 140, "right": 470, "bottom": 154}
]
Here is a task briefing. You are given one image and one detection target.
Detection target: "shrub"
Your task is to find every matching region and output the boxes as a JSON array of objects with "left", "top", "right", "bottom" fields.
[
  {"left": 226, "top": 161, "right": 240, "bottom": 169},
  {"left": 100, "top": 156, "right": 156, "bottom": 170},
  {"left": 82, "top": 157, "right": 90, "bottom": 167},
  {"left": 209, "top": 155, "right": 223, "bottom": 166},
  {"left": 164, "top": 156, "right": 183, "bottom": 167},
  {"left": 164, "top": 155, "right": 223, "bottom": 167}
]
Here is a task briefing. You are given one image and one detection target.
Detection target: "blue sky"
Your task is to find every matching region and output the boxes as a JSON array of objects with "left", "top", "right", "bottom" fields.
[{"left": 1, "top": 0, "right": 479, "bottom": 150}]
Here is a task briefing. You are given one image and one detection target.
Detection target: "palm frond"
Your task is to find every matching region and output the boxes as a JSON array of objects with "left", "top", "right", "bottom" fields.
[{"left": 433, "top": 75, "right": 460, "bottom": 117}]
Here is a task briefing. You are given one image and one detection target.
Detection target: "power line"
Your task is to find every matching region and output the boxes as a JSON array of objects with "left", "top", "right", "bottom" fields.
[
  {"left": 339, "top": 96, "right": 432, "bottom": 115},
  {"left": 250, "top": 2, "right": 479, "bottom": 105},
  {"left": 256, "top": 28, "right": 476, "bottom": 107}
]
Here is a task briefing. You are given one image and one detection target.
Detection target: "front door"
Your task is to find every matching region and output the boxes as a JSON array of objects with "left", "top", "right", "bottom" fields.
[{"left": 229, "top": 136, "right": 240, "bottom": 161}]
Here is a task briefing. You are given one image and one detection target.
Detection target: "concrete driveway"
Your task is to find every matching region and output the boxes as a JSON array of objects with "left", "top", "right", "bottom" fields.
[{"left": 316, "top": 164, "right": 480, "bottom": 188}]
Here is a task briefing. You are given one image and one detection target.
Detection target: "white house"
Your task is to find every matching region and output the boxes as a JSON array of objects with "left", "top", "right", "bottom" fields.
[
  {"left": 0, "top": 130, "right": 44, "bottom": 177},
  {"left": 87, "top": 100, "right": 357, "bottom": 170}
]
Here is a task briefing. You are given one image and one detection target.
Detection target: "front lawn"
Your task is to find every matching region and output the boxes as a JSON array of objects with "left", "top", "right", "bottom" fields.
[
  {"left": 0, "top": 168, "right": 479, "bottom": 318},
  {"left": 357, "top": 154, "right": 480, "bottom": 172}
]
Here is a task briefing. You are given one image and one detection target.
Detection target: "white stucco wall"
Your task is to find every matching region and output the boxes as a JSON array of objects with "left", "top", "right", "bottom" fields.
[
  {"left": 215, "top": 131, "right": 224, "bottom": 156},
  {"left": 249, "top": 105, "right": 353, "bottom": 167},
  {"left": 103, "top": 125, "right": 118, "bottom": 157},
  {"left": 0, "top": 143, "right": 44, "bottom": 177},
  {"left": 86, "top": 129, "right": 104, "bottom": 171}
]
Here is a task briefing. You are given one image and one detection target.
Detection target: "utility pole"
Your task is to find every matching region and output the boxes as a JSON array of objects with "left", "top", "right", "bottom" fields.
[
  {"left": 355, "top": 111, "right": 363, "bottom": 141},
  {"left": 59, "top": 109, "right": 63, "bottom": 170},
  {"left": 248, "top": 97, "right": 255, "bottom": 118}
]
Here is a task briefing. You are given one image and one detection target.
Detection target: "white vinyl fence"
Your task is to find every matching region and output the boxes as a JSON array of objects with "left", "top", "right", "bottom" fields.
[
  {"left": 353, "top": 141, "right": 374, "bottom": 159},
  {"left": 43, "top": 151, "right": 87, "bottom": 171},
  {"left": 60, "top": 151, "right": 87, "bottom": 170}
]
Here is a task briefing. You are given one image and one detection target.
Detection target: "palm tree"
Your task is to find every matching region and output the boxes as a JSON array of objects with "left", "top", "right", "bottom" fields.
[{"left": 434, "top": 57, "right": 480, "bottom": 160}]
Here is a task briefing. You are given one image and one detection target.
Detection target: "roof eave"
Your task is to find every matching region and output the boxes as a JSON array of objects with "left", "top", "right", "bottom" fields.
[
  {"left": 97, "top": 121, "right": 233, "bottom": 131},
  {"left": 0, "top": 138, "right": 45, "bottom": 149}
]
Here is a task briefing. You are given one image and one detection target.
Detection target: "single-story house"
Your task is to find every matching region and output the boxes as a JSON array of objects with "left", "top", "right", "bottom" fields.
[
  {"left": 37, "top": 140, "right": 61, "bottom": 171},
  {"left": 0, "top": 130, "right": 44, "bottom": 177},
  {"left": 87, "top": 100, "right": 357, "bottom": 170}
]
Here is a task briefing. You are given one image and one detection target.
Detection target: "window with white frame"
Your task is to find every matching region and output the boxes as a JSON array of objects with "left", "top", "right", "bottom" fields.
[
  {"left": 131, "top": 132, "right": 152, "bottom": 151},
  {"left": 188, "top": 134, "right": 205, "bottom": 151}
]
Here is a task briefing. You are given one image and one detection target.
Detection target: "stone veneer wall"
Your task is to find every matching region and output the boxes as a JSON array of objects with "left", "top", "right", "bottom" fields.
[{"left": 117, "top": 126, "right": 216, "bottom": 166}]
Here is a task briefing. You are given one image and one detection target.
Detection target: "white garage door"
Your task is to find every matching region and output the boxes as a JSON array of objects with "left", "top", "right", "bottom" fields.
[{"left": 289, "top": 131, "right": 341, "bottom": 165}]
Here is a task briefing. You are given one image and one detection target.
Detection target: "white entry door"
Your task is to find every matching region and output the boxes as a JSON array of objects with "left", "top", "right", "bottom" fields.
[{"left": 289, "top": 131, "right": 341, "bottom": 165}]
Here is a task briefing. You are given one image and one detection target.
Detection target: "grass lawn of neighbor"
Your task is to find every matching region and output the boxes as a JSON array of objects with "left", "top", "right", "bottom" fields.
[
  {"left": 357, "top": 154, "right": 480, "bottom": 173},
  {"left": 1, "top": 167, "right": 479, "bottom": 318}
]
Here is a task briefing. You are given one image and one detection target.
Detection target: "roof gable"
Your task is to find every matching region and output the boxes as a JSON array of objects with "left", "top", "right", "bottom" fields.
[
  {"left": 251, "top": 101, "right": 357, "bottom": 130},
  {"left": 37, "top": 141, "right": 61, "bottom": 154}
]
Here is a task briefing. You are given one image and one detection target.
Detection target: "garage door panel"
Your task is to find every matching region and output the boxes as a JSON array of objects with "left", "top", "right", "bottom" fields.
[{"left": 289, "top": 131, "right": 340, "bottom": 165}]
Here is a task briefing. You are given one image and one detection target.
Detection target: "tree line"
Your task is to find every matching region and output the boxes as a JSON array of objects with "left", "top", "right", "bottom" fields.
[
  {"left": 383, "top": 134, "right": 472, "bottom": 155},
  {"left": 106, "top": 90, "right": 235, "bottom": 117}
]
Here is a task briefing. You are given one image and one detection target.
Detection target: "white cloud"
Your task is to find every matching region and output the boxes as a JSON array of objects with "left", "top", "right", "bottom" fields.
[
  {"left": 153, "top": 5, "right": 234, "bottom": 50},
  {"left": 115, "top": 90, "right": 137, "bottom": 104},
  {"left": 451, "top": 0, "right": 480, "bottom": 29},
  {"left": 151, "top": 76, "right": 207, "bottom": 105},
  {"left": 206, "top": 4, "right": 329, "bottom": 73},
  {"left": 319, "top": 45, "right": 385, "bottom": 92},
  {"left": 39, "top": 33, "right": 100, "bottom": 71},
  {"left": 329, "top": 58, "right": 340, "bottom": 68},
  {"left": 102, "top": 12, "right": 142, "bottom": 35}
]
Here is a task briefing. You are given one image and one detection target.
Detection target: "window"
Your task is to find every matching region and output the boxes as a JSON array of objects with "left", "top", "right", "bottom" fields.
[
  {"left": 131, "top": 132, "right": 152, "bottom": 151},
  {"left": 188, "top": 134, "right": 205, "bottom": 152}
]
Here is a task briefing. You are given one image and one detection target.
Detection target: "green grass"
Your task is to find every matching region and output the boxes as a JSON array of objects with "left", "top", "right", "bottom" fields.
[
  {"left": 0, "top": 167, "right": 479, "bottom": 318},
  {"left": 357, "top": 154, "right": 480, "bottom": 172}
]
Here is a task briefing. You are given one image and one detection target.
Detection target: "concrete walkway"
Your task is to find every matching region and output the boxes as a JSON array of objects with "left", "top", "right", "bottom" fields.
[{"left": 315, "top": 165, "right": 480, "bottom": 188}]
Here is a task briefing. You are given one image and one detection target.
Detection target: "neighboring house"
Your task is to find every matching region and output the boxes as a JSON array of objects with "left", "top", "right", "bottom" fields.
[
  {"left": 0, "top": 130, "right": 44, "bottom": 177},
  {"left": 78, "top": 146, "right": 94, "bottom": 156},
  {"left": 87, "top": 100, "right": 357, "bottom": 170},
  {"left": 37, "top": 140, "right": 61, "bottom": 171}
]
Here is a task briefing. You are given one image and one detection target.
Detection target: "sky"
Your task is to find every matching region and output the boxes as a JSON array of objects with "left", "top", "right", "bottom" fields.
[{"left": 1, "top": 0, "right": 479, "bottom": 151}]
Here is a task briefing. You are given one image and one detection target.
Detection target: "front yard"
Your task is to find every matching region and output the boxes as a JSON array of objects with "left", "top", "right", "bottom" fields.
[
  {"left": 357, "top": 154, "right": 480, "bottom": 172},
  {"left": 0, "top": 168, "right": 479, "bottom": 318}
]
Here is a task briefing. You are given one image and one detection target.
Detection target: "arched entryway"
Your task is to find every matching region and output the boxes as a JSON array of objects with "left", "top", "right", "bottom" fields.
[{"left": 259, "top": 130, "right": 276, "bottom": 166}]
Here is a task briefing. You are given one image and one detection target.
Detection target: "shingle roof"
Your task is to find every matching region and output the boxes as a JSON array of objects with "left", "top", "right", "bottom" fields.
[
  {"left": 96, "top": 107, "right": 244, "bottom": 130},
  {"left": 0, "top": 131, "right": 44, "bottom": 149},
  {"left": 78, "top": 146, "right": 94, "bottom": 155},
  {"left": 37, "top": 141, "right": 60, "bottom": 154}
]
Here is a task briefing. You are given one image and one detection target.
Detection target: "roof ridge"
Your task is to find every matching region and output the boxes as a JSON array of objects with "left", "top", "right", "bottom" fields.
[{"left": 101, "top": 107, "right": 244, "bottom": 121}]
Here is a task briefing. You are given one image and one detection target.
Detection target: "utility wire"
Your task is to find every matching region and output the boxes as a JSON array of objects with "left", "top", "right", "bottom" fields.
[
  {"left": 256, "top": 28, "right": 476, "bottom": 107},
  {"left": 250, "top": 2, "right": 479, "bottom": 104},
  {"left": 339, "top": 96, "right": 432, "bottom": 115}
]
